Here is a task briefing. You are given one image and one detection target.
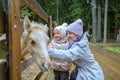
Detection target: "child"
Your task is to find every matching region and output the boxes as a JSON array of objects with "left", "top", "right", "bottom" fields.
[
  {"left": 48, "top": 19, "right": 104, "bottom": 80},
  {"left": 49, "top": 23, "right": 71, "bottom": 80}
]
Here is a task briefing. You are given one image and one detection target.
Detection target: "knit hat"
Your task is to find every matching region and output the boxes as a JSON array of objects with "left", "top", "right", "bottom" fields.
[
  {"left": 66, "top": 19, "right": 83, "bottom": 37},
  {"left": 54, "top": 23, "right": 68, "bottom": 38}
]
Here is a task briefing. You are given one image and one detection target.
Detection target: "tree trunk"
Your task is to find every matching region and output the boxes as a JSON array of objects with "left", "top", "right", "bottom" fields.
[
  {"left": 103, "top": 0, "right": 108, "bottom": 43},
  {"left": 97, "top": 4, "right": 102, "bottom": 41},
  {"left": 90, "top": 0, "right": 97, "bottom": 42}
]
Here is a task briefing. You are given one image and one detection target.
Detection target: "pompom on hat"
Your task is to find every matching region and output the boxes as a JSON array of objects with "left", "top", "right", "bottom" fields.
[
  {"left": 66, "top": 19, "right": 83, "bottom": 37},
  {"left": 54, "top": 23, "right": 68, "bottom": 38}
]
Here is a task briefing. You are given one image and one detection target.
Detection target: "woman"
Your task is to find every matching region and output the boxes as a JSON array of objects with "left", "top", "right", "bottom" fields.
[{"left": 48, "top": 19, "right": 104, "bottom": 80}]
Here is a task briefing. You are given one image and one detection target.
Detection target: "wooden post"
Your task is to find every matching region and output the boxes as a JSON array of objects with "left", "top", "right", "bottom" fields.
[
  {"left": 8, "top": 0, "right": 21, "bottom": 80},
  {"left": 49, "top": 16, "right": 53, "bottom": 40}
]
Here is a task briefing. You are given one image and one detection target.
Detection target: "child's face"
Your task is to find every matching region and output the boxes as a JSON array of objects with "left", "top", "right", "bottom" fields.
[
  {"left": 67, "top": 31, "right": 79, "bottom": 44},
  {"left": 54, "top": 30, "right": 63, "bottom": 41}
]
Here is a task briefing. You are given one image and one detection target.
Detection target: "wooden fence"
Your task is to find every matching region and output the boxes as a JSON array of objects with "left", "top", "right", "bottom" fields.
[{"left": 0, "top": 0, "right": 53, "bottom": 80}]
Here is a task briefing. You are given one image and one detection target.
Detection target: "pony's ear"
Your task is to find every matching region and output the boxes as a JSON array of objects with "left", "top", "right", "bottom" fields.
[{"left": 23, "top": 16, "right": 31, "bottom": 32}]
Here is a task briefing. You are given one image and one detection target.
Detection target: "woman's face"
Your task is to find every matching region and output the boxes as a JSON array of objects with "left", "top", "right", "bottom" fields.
[
  {"left": 67, "top": 31, "right": 79, "bottom": 44},
  {"left": 54, "top": 30, "right": 63, "bottom": 41}
]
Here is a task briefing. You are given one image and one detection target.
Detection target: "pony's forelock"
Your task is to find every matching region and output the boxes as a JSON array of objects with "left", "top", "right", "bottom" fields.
[{"left": 31, "top": 21, "right": 48, "bottom": 33}]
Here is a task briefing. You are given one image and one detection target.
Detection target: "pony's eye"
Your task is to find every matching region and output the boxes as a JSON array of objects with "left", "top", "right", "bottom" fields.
[{"left": 31, "top": 40, "right": 36, "bottom": 45}]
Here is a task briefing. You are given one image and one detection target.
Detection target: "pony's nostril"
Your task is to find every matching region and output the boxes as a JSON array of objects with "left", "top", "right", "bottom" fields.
[
  {"left": 41, "top": 63, "right": 47, "bottom": 71},
  {"left": 42, "top": 62, "right": 51, "bottom": 71},
  {"left": 42, "top": 63, "right": 44, "bottom": 67}
]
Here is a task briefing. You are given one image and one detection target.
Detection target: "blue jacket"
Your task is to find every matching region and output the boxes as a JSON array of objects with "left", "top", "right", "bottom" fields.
[{"left": 48, "top": 35, "right": 104, "bottom": 80}]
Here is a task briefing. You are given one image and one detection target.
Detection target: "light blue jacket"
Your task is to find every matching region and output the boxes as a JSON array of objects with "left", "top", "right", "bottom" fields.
[{"left": 48, "top": 35, "right": 104, "bottom": 80}]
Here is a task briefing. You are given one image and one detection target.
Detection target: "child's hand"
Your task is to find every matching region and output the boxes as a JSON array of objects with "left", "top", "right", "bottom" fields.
[{"left": 48, "top": 45, "right": 54, "bottom": 48}]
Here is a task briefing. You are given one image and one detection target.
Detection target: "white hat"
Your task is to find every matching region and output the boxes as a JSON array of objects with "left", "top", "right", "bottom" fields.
[{"left": 54, "top": 23, "right": 68, "bottom": 38}]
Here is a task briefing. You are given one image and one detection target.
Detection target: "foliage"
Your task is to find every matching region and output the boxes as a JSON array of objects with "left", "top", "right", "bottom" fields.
[
  {"left": 20, "top": 0, "right": 120, "bottom": 40},
  {"left": 109, "top": 0, "right": 120, "bottom": 28},
  {"left": 0, "top": 0, "right": 3, "bottom": 10},
  {"left": 36, "top": 0, "right": 73, "bottom": 24},
  {"left": 21, "top": 1, "right": 49, "bottom": 23},
  {"left": 69, "top": 0, "right": 91, "bottom": 29},
  {"left": 20, "top": 1, "right": 37, "bottom": 20},
  {"left": 0, "top": 42, "right": 6, "bottom": 59},
  {"left": 38, "top": 0, "right": 57, "bottom": 22}
]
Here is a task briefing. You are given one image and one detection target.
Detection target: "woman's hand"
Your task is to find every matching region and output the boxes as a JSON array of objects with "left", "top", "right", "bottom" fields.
[{"left": 47, "top": 45, "right": 54, "bottom": 54}]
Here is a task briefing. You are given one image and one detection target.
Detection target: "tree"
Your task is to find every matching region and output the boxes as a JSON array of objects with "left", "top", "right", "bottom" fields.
[
  {"left": 103, "top": 0, "right": 108, "bottom": 43},
  {"left": 69, "top": 0, "right": 91, "bottom": 29},
  {"left": 97, "top": 3, "right": 102, "bottom": 41},
  {"left": 20, "top": 0, "right": 120, "bottom": 42},
  {"left": 90, "top": 0, "right": 97, "bottom": 42}
]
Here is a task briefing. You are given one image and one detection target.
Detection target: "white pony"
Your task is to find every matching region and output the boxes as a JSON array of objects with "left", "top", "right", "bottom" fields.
[{"left": 21, "top": 17, "right": 51, "bottom": 71}]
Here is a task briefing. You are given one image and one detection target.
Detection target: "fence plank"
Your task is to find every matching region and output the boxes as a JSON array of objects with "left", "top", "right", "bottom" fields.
[
  {"left": 22, "top": 0, "right": 49, "bottom": 23},
  {"left": 21, "top": 57, "right": 35, "bottom": 72},
  {"left": 49, "top": 16, "right": 53, "bottom": 40}
]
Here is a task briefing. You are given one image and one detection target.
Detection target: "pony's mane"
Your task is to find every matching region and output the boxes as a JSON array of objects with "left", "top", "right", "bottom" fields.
[{"left": 30, "top": 21, "right": 48, "bottom": 33}]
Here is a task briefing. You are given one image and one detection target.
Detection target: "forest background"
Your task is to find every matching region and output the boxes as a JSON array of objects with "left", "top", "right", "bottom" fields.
[
  {"left": 0, "top": 0, "right": 120, "bottom": 59},
  {"left": 20, "top": 0, "right": 120, "bottom": 42}
]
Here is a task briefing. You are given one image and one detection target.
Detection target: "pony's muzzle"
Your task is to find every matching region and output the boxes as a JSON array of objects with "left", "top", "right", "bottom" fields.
[{"left": 42, "top": 62, "right": 51, "bottom": 71}]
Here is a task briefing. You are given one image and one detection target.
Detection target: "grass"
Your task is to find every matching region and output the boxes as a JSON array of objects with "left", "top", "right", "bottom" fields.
[
  {"left": 92, "top": 42, "right": 120, "bottom": 54},
  {"left": 0, "top": 42, "right": 6, "bottom": 59},
  {"left": 104, "top": 47, "right": 120, "bottom": 54}
]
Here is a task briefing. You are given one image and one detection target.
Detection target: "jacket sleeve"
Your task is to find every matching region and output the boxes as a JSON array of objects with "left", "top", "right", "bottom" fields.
[{"left": 48, "top": 43, "right": 85, "bottom": 61}]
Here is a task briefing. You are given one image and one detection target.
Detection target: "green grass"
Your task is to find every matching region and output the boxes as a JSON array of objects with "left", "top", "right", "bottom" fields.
[
  {"left": 92, "top": 42, "right": 120, "bottom": 54},
  {"left": 104, "top": 47, "right": 120, "bottom": 54},
  {"left": 0, "top": 42, "right": 6, "bottom": 59}
]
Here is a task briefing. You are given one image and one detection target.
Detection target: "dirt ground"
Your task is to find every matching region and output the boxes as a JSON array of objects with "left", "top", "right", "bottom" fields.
[{"left": 90, "top": 44, "right": 120, "bottom": 80}]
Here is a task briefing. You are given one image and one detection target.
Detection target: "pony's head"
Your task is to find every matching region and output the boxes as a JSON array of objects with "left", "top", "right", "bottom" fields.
[{"left": 21, "top": 17, "right": 51, "bottom": 71}]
